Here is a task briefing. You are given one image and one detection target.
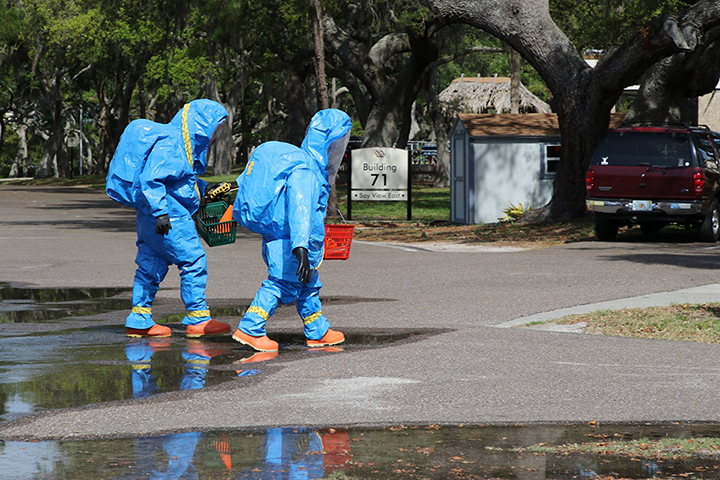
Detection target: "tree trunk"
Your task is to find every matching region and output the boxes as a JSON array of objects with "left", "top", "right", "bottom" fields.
[
  {"left": 9, "top": 123, "right": 28, "bottom": 178},
  {"left": 362, "top": 39, "right": 439, "bottom": 148},
  {"left": 284, "top": 60, "right": 316, "bottom": 146},
  {"left": 424, "top": 67, "right": 451, "bottom": 187},
  {"left": 625, "top": 38, "right": 720, "bottom": 125},
  {"left": 431, "top": 109, "right": 451, "bottom": 188},
  {"left": 309, "top": 0, "right": 329, "bottom": 110},
  {"left": 238, "top": 96, "right": 249, "bottom": 166},
  {"left": 323, "top": 14, "right": 439, "bottom": 149},
  {"left": 548, "top": 92, "right": 614, "bottom": 221},
  {"left": 205, "top": 76, "right": 242, "bottom": 175},
  {"left": 36, "top": 82, "right": 65, "bottom": 179},
  {"left": 509, "top": 46, "right": 521, "bottom": 114},
  {"left": 113, "top": 74, "right": 138, "bottom": 149}
]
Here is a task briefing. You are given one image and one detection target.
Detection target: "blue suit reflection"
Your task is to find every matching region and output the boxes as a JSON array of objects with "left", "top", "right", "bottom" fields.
[{"left": 126, "top": 340, "right": 216, "bottom": 479}]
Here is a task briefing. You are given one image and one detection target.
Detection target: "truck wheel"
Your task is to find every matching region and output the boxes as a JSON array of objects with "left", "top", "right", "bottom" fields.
[
  {"left": 595, "top": 215, "right": 619, "bottom": 241},
  {"left": 699, "top": 199, "right": 720, "bottom": 242}
]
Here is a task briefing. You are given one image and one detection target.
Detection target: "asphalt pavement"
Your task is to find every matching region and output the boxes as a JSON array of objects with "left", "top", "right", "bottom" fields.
[{"left": 2, "top": 185, "right": 720, "bottom": 441}]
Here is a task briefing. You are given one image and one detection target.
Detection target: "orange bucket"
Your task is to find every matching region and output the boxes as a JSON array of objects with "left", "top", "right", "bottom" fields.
[{"left": 323, "top": 224, "right": 354, "bottom": 260}]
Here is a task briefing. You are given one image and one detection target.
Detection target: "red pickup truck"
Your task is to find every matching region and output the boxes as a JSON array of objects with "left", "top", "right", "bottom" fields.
[{"left": 585, "top": 125, "right": 720, "bottom": 241}]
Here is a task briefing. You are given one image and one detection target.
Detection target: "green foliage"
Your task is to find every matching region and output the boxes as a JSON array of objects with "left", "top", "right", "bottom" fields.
[
  {"left": 549, "top": 0, "right": 693, "bottom": 52},
  {"left": 0, "top": 3, "right": 21, "bottom": 43},
  {"left": 0, "top": 0, "right": 698, "bottom": 179},
  {"left": 145, "top": 48, "right": 212, "bottom": 103},
  {"left": 351, "top": 119, "right": 364, "bottom": 138},
  {"left": 501, "top": 202, "right": 532, "bottom": 223}
]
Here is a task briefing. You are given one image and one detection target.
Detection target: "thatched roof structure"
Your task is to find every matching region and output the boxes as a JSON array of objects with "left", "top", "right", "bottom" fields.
[{"left": 439, "top": 75, "right": 552, "bottom": 114}]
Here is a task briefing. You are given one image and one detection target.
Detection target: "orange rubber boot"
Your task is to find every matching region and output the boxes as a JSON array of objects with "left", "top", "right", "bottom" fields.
[
  {"left": 186, "top": 340, "right": 229, "bottom": 359},
  {"left": 237, "top": 351, "right": 279, "bottom": 364},
  {"left": 186, "top": 319, "right": 231, "bottom": 338},
  {"left": 307, "top": 328, "right": 345, "bottom": 348},
  {"left": 126, "top": 324, "right": 172, "bottom": 338},
  {"left": 232, "top": 329, "right": 279, "bottom": 352}
]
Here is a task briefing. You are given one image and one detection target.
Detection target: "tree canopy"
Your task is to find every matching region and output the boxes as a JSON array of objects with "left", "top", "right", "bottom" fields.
[{"left": 1, "top": 0, "right": 718, "bottom": 226}]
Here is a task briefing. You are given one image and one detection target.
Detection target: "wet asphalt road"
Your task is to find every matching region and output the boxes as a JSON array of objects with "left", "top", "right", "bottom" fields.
[{"left": 1, "top": 185, "right": 720, "bottom": 441}]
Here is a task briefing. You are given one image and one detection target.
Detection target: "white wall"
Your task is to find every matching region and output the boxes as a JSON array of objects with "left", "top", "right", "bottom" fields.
[
  {"left": 699, "top": 92, "right": 720, "bottom": 132},
  {"left": 470, "top": 139, "right": 554, "bottom": 223}
]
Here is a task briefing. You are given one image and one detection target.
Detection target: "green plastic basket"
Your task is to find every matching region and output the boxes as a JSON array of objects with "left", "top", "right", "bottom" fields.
[{"left": 195, "top": 201, "right": 237, "bottom": 247}]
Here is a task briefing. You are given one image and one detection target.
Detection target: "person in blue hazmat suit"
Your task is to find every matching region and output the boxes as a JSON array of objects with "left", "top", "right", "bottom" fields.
[
  {"left": 106, "top": 99, "right": 232, "bottom": 338},
  {"left": 231, "top": 109, "right": 351, "bottom": 352}
]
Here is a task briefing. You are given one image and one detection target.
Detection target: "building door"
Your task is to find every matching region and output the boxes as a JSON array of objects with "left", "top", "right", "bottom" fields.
[{"left": 451, "top": 133, "right": 468, "bottom": 223}]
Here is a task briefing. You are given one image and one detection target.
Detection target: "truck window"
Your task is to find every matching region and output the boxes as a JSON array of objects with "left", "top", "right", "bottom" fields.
[{"left": 591, "top": 131, "right": 694, "bottom": 168}]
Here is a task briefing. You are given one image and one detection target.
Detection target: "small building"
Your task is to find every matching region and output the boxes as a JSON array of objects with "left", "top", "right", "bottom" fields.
[{"left": 450, "top": 113, "right": 624, "bottom": 224}]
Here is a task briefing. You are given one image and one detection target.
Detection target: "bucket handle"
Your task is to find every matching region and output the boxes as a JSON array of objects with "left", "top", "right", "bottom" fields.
[{"left": 330, "top": 207, "right": 348, "bottom": 224}]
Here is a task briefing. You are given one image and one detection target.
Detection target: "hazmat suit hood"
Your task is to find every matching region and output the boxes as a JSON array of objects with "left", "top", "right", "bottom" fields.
[
  {"left": 300, "top": 109, "right": 352, "bottom": 184},
  {"left": 170, "top": 99, "right": 229, "bottom": 175}
]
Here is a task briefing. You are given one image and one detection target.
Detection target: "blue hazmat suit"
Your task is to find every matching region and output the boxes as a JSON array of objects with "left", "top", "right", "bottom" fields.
[
  {"left": 106, "top": 100, "right": 229, "bottom": 329},
  {"left": 233, "top": 109, "right": 352, "bottom": 340}
]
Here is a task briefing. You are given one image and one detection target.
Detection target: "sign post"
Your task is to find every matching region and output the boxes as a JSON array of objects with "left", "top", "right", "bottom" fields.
[{"left": 347, "top": 147, "right": 411, "bottom": 221}]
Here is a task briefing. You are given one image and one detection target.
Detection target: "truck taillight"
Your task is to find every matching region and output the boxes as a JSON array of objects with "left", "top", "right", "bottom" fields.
[
  {"left": 693, "top": 168, "right": 705, "bottom": 194},
  {"left": 585, "top": 169, "right": 595, "bottom": 191}
]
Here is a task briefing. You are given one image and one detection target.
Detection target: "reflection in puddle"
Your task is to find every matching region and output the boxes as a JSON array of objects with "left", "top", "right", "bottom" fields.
[
  {"left": 0, "top": 283, "right": 130, "bottom": 323},
  {"left": 0, "top": 325, "right": 433, "bottom": 423},
  {"left": 0, "top": 337, "right": 241, "bottom": 423},
  {"left": 4, "top": 423, "right": 720, "bottom": 479}
]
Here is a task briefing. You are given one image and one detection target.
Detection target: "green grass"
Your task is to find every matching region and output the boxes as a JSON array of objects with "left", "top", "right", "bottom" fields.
[
  {"left": 547, "top": 303, "right": 720, "bottom": 343},
  {"left": 3, "top": 173, "right": 108, "bottom": 190},
  {"left": 337, "top": 185, "right": 450, "bottom": 223}
]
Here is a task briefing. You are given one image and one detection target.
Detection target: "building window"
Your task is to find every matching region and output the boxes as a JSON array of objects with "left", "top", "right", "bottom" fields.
[{"left": 542, "top": 144, "right": 561, "bottom": 179}]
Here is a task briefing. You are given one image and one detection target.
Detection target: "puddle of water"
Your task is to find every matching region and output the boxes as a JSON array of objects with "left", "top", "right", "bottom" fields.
[
  {"left": 0, "top": 283, "right": 130, "bottom": 323},
  {"left": 3, "top": 423, "right": 720, "bottom": 479},
  {"left": 0, "top": 336, "right": 242, "bottom": 423},
  {"left": 0, "top": 323, "right": 433, "bottom": 423}
]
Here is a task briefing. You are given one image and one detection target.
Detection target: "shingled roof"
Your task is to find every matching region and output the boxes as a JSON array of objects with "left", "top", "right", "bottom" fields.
[
  {"left": 458, "top": 113, "right": 626, "bottom": 137},
  {"left": 439, "top": 75, "right": 552, "bottom": 114}
]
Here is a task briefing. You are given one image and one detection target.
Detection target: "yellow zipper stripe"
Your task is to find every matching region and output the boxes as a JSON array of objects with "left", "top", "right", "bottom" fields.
[
  {"left": 181, "top": 103, "right": 201, "bottom": 199},
  {"left": 181, "top": 104, "right": 193, "bottom": 166}
]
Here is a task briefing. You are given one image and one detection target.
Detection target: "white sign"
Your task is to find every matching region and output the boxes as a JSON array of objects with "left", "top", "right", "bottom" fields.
[
  {"left": 351, "top": 147, "right": 408, "bottom": 201},
  {"left": 352, "top": 190, "right": 407, "bottom": 201}
]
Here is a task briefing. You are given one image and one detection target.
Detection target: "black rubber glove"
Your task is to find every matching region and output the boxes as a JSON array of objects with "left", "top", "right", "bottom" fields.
[
  {"left": 293, "top": 247, "right": 311, "bottom": 283},
  {"left": 155, "top": 214, "right": 172, "bottom": 235}
]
